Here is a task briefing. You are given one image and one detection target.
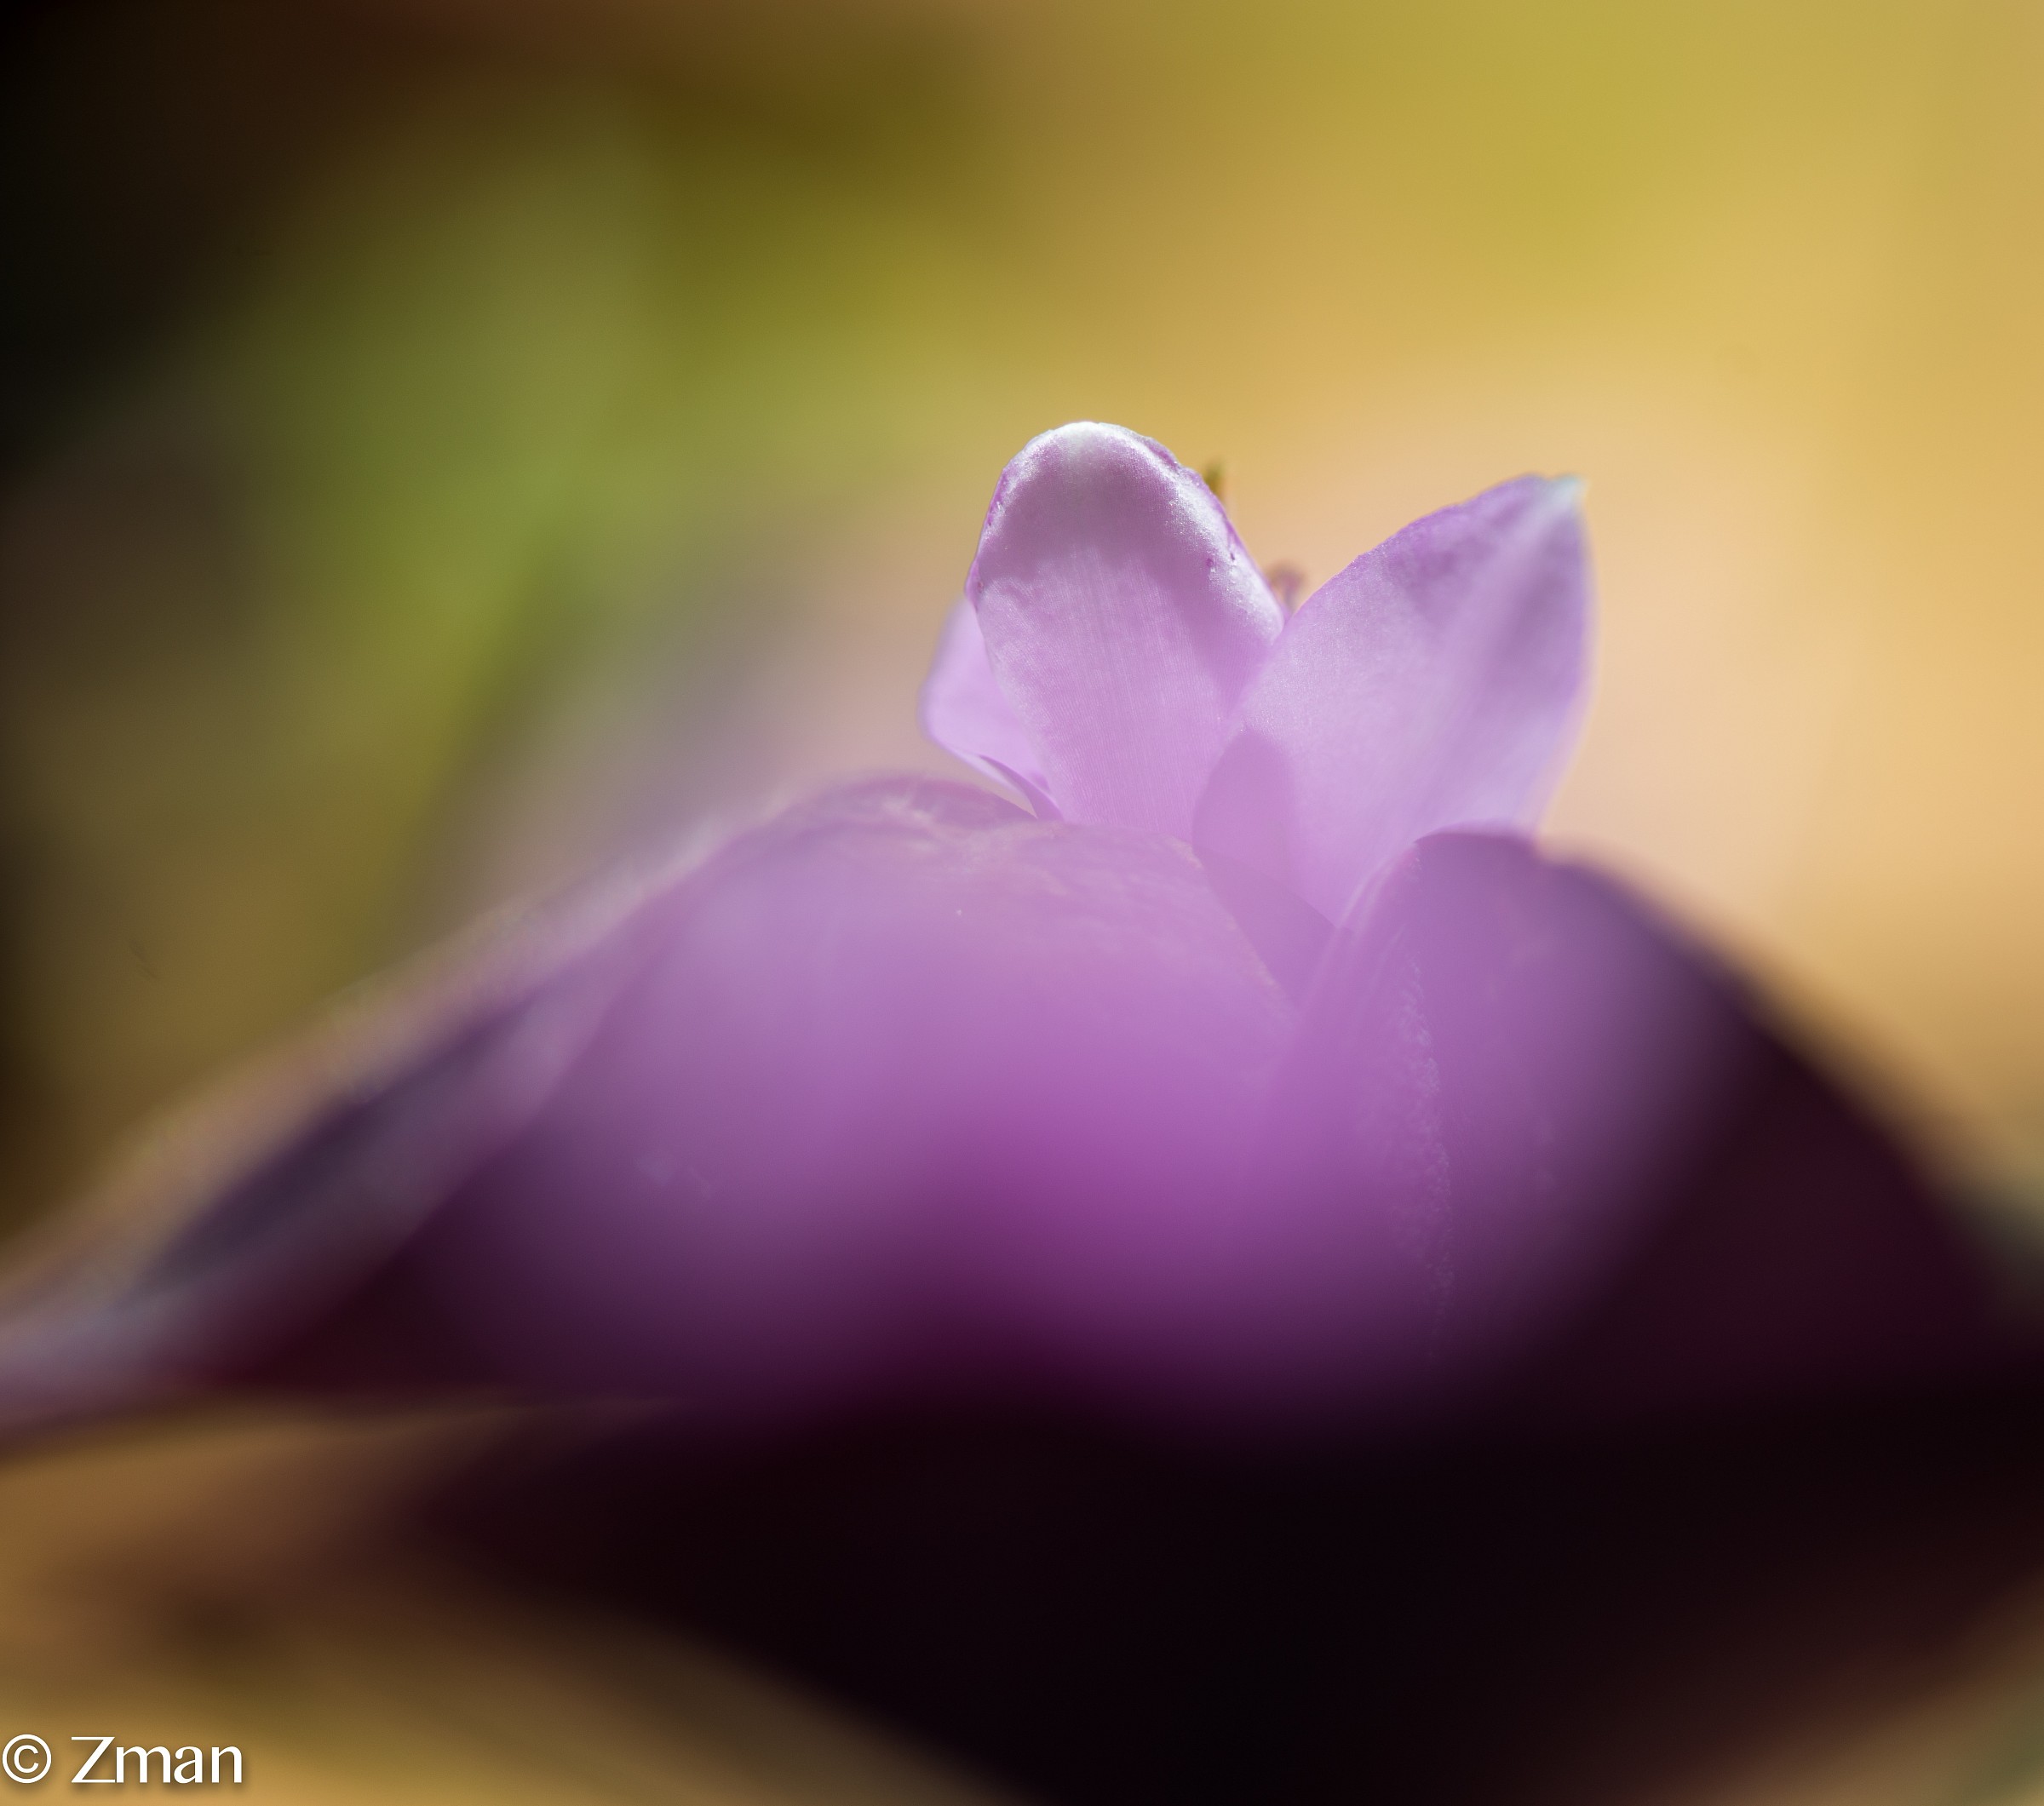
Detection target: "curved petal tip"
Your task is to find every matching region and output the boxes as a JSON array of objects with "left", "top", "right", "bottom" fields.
[{"left": 967, "top": 422, "right": 1284, "bottom": 838}]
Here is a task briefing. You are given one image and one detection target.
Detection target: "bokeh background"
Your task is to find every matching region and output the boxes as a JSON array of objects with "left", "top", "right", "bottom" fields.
[{"left": 7, "top": 2, "right": 2044, "bottom": 1800}]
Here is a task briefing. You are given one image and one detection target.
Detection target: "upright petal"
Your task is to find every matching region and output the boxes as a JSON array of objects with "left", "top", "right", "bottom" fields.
[
  {"left": 968, "top": 422, "right": 1285, "bottom": 838},
  {"left": 916, "top": 598, "right": 1058, "bottom": 816},
  {"left": 1195, "top": 476, "right": 1590, "bottom": 920}
]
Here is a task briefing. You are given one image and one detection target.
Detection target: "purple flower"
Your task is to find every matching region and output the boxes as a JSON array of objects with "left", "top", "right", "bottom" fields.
[{"left": 0, "top": 422, "right": 2009, "bottom": 1438}]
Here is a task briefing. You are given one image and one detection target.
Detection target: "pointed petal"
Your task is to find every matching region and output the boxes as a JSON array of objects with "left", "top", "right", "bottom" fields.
[
  {"left": 1195, "top": 476, "right": 1591, "bottom": 920},
  {"left": 916, "top": 597, "right": 1054, "bottom": 811},
  {"left": 967, "top": 422, "right": 1285, "bottom": 838}
]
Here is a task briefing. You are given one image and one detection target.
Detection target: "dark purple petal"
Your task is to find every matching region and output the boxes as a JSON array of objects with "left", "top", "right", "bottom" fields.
[
  {"left": 1195, "top": 477, "right": 1590, "bottom": 920},
  {"left": 967, "top": 423, "right": 1285, "bottom": 838},
  {"left": 916, "top": 597, "right": 1053, "bottom": 811},
  {"left": 1252, "top": 831, "right": 2003, "bottom": 1422},
  {"left": 0, "top": 870, "right": 649, "bottom": 1431}
]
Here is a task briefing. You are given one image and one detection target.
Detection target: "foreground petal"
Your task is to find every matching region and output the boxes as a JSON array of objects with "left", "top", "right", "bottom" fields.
[
  {"left": 1254, "top": 831, "right": 2003, "bottom": 1420},
  {"left": 428, "top": 848, "right": 2043, "bottom": 1803},
  {"left": 916, "top": 598, "right": 1056, "bottom": 814},
  {"left": 0, "top": 780, "right": 1306, "bottom": 1428},
  {"left": 350, "top": 781, "right": 1300, "bottom": 1418},
  {"left": 1195, "top": 476, "right": 1590, "bottom": 919},
  {"left": 0, "top": 804, "right": 2013, "bottom": 1442},
  {"left": 968, "top": 422, "right": 1285, "bottom": 837}
]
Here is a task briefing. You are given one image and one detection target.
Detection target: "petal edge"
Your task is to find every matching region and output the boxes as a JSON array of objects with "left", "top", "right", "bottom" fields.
[
  {"left": 1196, "top": 474, "right": 1591, "bottom": 919},
  {"left": 968, "top": 422, "right": 1285, "bottom": 838}
]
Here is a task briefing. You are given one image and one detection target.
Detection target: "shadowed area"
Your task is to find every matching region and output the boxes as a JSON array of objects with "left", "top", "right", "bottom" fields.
[{"left": 428, "top": 1386, "right": 2044, "bottom": 1806}]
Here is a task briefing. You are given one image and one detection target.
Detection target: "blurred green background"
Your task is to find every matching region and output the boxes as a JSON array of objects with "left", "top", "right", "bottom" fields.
[{"left": 4, "top": 0, "right": 2044, "bottom": 1230}]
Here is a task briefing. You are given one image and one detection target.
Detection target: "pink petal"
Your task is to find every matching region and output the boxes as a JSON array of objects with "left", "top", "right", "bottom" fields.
[
  {"left": 1195, "top": 476, "right": 1591, "bottom": 920},
  {"left": 916, "top": 598, "right": 1058, "bottom": 816},
  {"left": 396, "top": 780, "right": 1300, "bottom": 1417},
  {"left": 968, "top": 423, "right": 1285, "bottom": 838},
  {"left": 81, "top": 782, "right": 1304, "bottom": 1422}
]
